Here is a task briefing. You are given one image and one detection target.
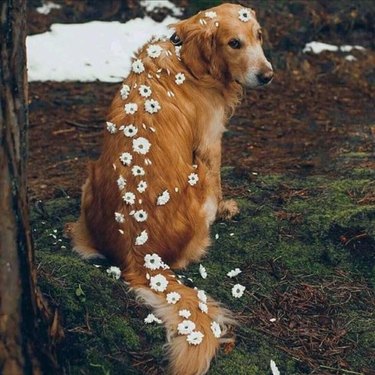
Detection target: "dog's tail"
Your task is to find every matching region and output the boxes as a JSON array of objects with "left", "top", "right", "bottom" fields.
[{"left": 124, "top": 255, "right": 235, "bottom": 375}]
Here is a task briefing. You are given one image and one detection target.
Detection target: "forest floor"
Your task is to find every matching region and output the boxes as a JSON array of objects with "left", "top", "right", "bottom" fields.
[{"left": 27, "top": 1, "right": 374, "bottom": 374}]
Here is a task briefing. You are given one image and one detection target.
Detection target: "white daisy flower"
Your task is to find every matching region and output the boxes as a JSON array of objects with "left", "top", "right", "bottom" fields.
[
  {"left": 119, "top": 152, "right": 132, "bottom": 166},
  {"left": 238, "top": 8, "right": 252, "bottom": 22},
  {"left": 188, "top": 173, "right": 199, "bottom": 186},
  {"left": 186, "top": 330, "right": 204, "bottom": 345},
  {"left": 157, "top": 190, "right": 170, "bottom": 205},
  {"left": 135, "top": 230, "right": 148, "bottom": 245},
  {"left": 210, "top": 321, "right": 221, "bottom": 338},
  {"left": 150, "top": 274, "right": 169, "bottom": 292},
  {"left": 199, "top": 302, "right": 208, "bottom": 314},
  {"left": 178, "top": 309, "right": 191, "bottom": 319},
  {"left": 137, "top": 180, "right": 147, "bottom": 193},
  {"left": 144, "top": 313, "right": 162, "bottom": 324},
  {"left": 232, "top": 284, "right": 246, "bottom": 298},
  {"left": 123, "top": 124, "right": 138, "bottom": 137},
  {"left": 197, "top": 289, "right": 207, "bottom": 303},
  {"left": 134, "top": 209, "right": 148, "bottom": 222},
  {"left": 227, "top": 268, "right": 242, "bottom": 278},
  {"left": 144, "top": 253, "right": 163, "bottom": 270},
  {"left": 122, "top": 192, "right": 136, "bottom": 205},
  {"left": 199, "top": 264, "right": 207, "bottom": 279},
  {"left": 106, "top": 121, "right": 117, "bottom": 134},
  {"left": 106, "top": 266, "right": 121, "bottom": 280},
  {"left": 120, "top": 84, "right": 131, "bottom": 99},
  {"left": 138, "top": 84, "right": 152, "bottom": 98},
  {"left": 132, "top": 165, "right": 145, "bottom": 176},
  {"left": 175, "top": 72, "right": 185, "bottom": 85},
  {"left": 166, "top": 292, "right": 181, "bottom": 304},
  {"left": 132, "top": 59, "right": 145, "bottom": 74},
  {"left": 124, "top": 103, "right": 138, "bottom": 114},
  {"left": 177, "top": 320, "right": 196, "bottom": 335},
  {"left": 205, "top": 11, "right": 217, "bottom": 19},
  {"left": 144, "top": 99, "right": 161, "bottom": 114},
  {"left": 147, "top": 44, "right": 163, "bottom": 58},
  {"left": 114, "top": 212, "right": 125, "bottom": 223},
  {"left": 117, "top": 175, "right": 126, "bottom": 190},
  {"left": 132, "top": 137, "right": 151, "bottom": 155}
]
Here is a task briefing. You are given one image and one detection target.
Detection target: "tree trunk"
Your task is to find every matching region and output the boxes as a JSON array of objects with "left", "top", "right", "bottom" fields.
[{"left": 0, "top": 1, "right": 59, "bottom": 374}]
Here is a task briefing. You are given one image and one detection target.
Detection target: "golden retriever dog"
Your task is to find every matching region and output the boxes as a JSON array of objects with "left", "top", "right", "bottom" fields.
[{"left": 67, "top": 3, "right": 273, "bottom": 374}]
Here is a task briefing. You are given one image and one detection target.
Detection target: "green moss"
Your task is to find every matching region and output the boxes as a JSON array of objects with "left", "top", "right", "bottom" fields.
[{"left": 32, "top": 172, "right": 374, "bottom": 374}]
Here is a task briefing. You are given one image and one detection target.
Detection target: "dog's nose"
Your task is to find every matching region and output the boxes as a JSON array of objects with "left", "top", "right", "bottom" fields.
[{"left": 257, "top": 70, "right": 274, "bottom": 85}]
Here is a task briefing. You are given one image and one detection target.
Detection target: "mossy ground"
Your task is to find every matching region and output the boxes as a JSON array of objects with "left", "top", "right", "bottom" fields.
[
  {"left": 32, "top": 166, "right": 375, "bottom": 375},
  {"left": 27, "top": 1, "right": 374, "bottom": 373}
]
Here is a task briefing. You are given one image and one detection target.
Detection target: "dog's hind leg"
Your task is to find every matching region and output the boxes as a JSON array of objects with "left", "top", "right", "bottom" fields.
[
  {"left": 65, "top": 218, "right": 104, "bottom": 260},
  {"left": 65, "top": 169, "right": 105, "bottom": 260}
]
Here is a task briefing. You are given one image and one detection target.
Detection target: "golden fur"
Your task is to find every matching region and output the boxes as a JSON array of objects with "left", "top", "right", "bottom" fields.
[{"left": 66, "top": 4, "right": 273, "bottom": 374}]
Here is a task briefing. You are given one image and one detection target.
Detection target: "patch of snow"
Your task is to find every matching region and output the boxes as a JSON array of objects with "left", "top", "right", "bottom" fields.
[
  {"left": 345, "top": 55, "right": 357, "bottom": 62},
  {"left": 303, "top": 41, "right": 365, "bottom": 54},
  {"left": 303, "top": 42, "right": 338, "bottom": 54},
  {"left": 27, "top": 16, "right": 178, "bottom": 82},
  {"left": 340, "top": 45, "right": 365, "bottom": 52},
  {"left": 36, "top": 1, "right": 61, "bottom": 15},
  {"left": 140, "top": 0, "right": 183, "bottom": 17}
]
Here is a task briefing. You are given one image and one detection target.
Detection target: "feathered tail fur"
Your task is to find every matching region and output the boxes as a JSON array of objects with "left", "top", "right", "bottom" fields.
[{"left": 125, "top": 259, "right": 235, "bottom": 375}]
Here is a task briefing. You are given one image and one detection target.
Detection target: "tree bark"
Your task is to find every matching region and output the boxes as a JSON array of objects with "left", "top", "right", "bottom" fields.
[{"left": 0, "top": 1, "right": 59, "bottom": 374}]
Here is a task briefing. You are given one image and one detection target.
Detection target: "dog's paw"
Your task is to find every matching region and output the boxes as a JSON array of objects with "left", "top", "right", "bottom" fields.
[{"left": 217, "top": 199, "right": 240, "bottom": 220}]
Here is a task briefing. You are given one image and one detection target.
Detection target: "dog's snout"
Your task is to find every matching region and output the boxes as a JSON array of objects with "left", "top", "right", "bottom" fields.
[{"left": 257, "top": 69, "right": 274, "bottom": 85}]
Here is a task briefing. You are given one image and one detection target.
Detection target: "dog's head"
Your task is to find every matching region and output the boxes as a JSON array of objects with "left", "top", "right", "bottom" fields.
[{"left": 172, "top": 3, "right": 273, "bottom": 88}]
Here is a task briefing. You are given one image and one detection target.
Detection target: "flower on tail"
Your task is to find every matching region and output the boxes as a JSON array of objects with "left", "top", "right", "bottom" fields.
[
  {"left": 177, "top": 320, "right": 195, "bottom": 335},
  {"left": 149, "top": 274, "right": 168, "bottom": 292},
  {"left": 186, "top": 331, "right": 204, "bottom": 345},
  {"left": 166, "top": 292, "right": 181, "bottom": 304}
]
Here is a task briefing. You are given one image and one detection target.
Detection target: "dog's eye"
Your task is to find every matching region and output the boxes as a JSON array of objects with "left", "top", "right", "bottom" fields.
[{"left": 228, "top": 39, "right": 241, "bottom": 49}]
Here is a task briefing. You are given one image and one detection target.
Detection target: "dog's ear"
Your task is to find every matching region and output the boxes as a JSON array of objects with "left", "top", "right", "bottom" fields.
[{"left": 171, "top": 19, "right": 229, "bottom": 82}]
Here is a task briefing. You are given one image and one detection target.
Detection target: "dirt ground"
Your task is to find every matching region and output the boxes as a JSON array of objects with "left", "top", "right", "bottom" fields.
[
  {"left": 27, "top": 0, "right": 375, "bottom": 201},
  {"left": 26, "top": 1, "right": 375, "bottom": 374}
]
